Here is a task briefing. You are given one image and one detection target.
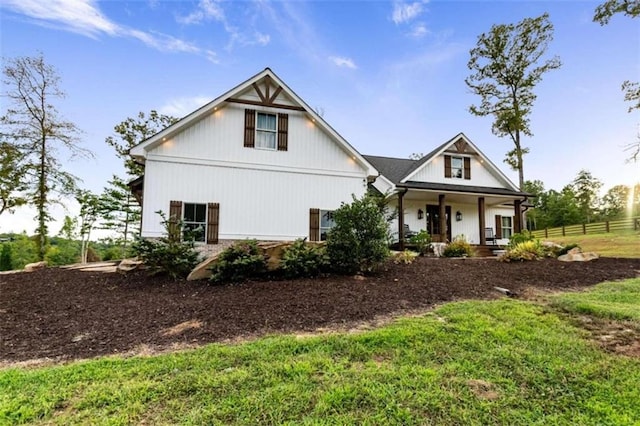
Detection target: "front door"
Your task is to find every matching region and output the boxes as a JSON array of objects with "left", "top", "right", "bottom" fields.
[{"left": 426, "top": 205, "right": 451, "bottom": 242}]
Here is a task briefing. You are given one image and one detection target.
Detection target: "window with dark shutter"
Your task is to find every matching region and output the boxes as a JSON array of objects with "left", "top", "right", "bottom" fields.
[
  {"left": 244, "top": 109, "right": 256, "bottom": 147},
  {"left": 277, "top": 113, "right": 288, "bottom": 151},
  {"left": 169, "top": 200, "right": 183, "bottom": 241},
  {"left": 206, "top": 203, "right": 219, "bottom": 244},
  {"left": 444, "top": 155, "right": 452, "bottom": 178},
  {"left": 309, "top": 208, "right": 320, "bottom": 242},
  {"left": 464, "top": 157, "right": 471, "bottom": 180}
]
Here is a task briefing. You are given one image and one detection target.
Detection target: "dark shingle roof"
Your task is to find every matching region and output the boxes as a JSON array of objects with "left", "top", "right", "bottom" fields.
[
  {"left": 362, "top": 155, "right": 417, "bottom": 184},
  {"left": 399, "top": 181, "right": 529, "bottom": 197}
]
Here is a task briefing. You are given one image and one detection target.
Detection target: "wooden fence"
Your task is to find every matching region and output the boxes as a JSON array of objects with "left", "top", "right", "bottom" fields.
[{"left": 530, "top": 216, "right": 640, "bottom": 239}]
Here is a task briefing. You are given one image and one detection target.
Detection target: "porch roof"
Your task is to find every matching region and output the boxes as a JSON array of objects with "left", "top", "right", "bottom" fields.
[{"left": 398, "top": 181, "right": 530, "bottom": 198}]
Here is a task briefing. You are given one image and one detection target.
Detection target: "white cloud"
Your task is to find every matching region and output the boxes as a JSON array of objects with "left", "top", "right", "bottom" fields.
[
  {"left": 392, "top": 1, "right": 427, "bottom": 25},
  {"left": 159, "top": 96, "right": 213, "bottom": 117},
  {"left": 409, "top": 23, "right": 430, "bottom": 38},
  {"left": 1, "top": 0, "right": 217, "bottom": 62},
  {"left": 177, "top": 0, "right": 225, "bottom": 25},
  {"left": 330, "top": 56, "right": 357, "bottom": 69}
]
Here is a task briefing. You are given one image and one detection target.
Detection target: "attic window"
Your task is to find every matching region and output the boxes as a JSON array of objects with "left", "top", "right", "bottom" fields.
[
  {"left": 451, "top": 156, "right": 464, "bottom": 179},
  {"left": 256, "top": 112, "right": 277, "bottom": 149}
]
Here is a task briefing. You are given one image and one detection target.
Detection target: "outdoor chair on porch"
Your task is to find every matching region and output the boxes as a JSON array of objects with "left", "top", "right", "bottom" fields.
[
  {"left": 485, "top": 227, "right": 497, "bottom": 245},
  {"left": 404, "top": 224, "right": 417, "bottom": 240}
]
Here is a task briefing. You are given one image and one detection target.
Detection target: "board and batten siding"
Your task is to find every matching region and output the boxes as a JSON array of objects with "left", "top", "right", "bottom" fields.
[
  {"left": 141, "top": 160, "right": 367, "bottom": 240},
  {"left": 152, "top": 104, "right": 361, "bottom": 175},
  {"left": 410, "top": 155, "right": 508, "bottom": 188},
  {"left": 395, "top": 200, "right": 514, "bottom": 244}
]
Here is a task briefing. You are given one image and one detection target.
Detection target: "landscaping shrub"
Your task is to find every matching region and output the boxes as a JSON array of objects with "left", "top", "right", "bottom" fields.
[
  {"left": 500, "top": 240, "right": 545, "bottom": 262},
  {"left": 210, "top": 240, "right": 267, "bottom": 283},
  {"left": 409, "top": 230, "right": 431, "bottom": 255},
  {"left": 281, "top": 239, "right": 328, "bottom": 278},
  {"left": 556, "top": 243, "right": 580, "bottom": 257},
  {"left": 0, "top": 243, "right": 12, "bottom": 271},
  {"left": 443, "top": 235, "right": 474, "bottom": 257},
  {"left": 132, "top": 211, "right": 200, "bottom": 279},
  {"left": 508, "top": 231, "right": 534, "bottom": 248},
  {"left": 326, "top": 194, "right": 390, "bottom": 274},
  {"left": 394, "top": 249, "right": 418, "bottom": 264}
]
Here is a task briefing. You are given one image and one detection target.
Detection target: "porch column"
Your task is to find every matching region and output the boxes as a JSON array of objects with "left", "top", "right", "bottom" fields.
[
  {"left": 439, "top": 194, "right": 446, "bottom": 242},
  {"left": 514, "top": 199, "right": 522, "bottom": 233},
  {"left": 478, "top": 197, "right": 486, "bottom": 245},
  {"left": 398, "top": 190, "right": 406, "bottom": 250}
]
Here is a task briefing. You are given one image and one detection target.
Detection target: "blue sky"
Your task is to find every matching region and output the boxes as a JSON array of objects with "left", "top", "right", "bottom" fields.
[{"left": 1, "top": 0, "right": 638, "bottom": 235}]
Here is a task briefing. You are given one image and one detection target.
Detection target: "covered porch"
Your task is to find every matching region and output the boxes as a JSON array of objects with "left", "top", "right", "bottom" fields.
[{"left": 392, "top": 183, "right": 529, "bottom": 251}]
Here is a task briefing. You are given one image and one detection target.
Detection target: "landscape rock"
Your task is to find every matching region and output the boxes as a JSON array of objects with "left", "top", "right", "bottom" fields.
[
  {"left": 187, "top": 252, "right": 223, "bottom": 281},
  {"left": 558, "top": 247, "right": 599, "bottom": 262},
  {"left": 117, "top": 258, "right": 144, "bottom": 273},
  {"left": 430, "top": 242, "right": 447, "bottom": 257},
  {"left": 24, "top": 261, "right": 47, "bottom": 272}
]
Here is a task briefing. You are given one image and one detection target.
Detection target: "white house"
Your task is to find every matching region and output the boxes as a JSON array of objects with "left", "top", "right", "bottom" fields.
[
  {"left": 365, "top": 133, "right": 529, "bottom": 247},
  {"left": 130, "top": 68, "right": 528, "bottom": 248},
  {"left": 129, "top": 68, "right": 378, "bottom": 244}
]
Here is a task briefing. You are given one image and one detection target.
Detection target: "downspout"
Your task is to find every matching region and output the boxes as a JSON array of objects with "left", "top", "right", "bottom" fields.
[{"left": 398, "top": 188, "right": 408, "bottom": 251}]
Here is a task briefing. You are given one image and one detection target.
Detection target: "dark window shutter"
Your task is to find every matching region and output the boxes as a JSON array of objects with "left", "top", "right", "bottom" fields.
[
  {"left": 309, "top": 208, "right": 320, "bottom": 242},
  {"left": 244, "top": 109, "right": 255, "bottom": 148},
  {"left": 169, "top": 200, "right": 183, "bottom": 241},
  {"left": 495, "top": 215, "right": 502, "bottom": 239},
  {"left": 464, "top": 157, "right": 471, "bottom": 180},
  {"left": 277, "top": 113, "right": 288, "bottom": 151},
  {"left": 444, "top": 155, "right": 452, "bottom": 178},
  {"left": 206, "top": 202, "right": 219, "bottom": 244}
]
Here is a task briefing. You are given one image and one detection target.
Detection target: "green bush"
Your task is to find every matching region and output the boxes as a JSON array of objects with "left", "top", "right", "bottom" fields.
[
  {"left": 443, "top": 235, "right": 474, "bottom": 258},
  {"left": 0, "top": 243, "right": 12, "bottom": 271},
  {"left": 500, "top": 240, "right": 545, "bottom": 262},
  {"left": 409, "top": 230, "right": 431, "bottom": 255},
  {"left": 508, "top": 231, "right": 534, "bottom": 248},
  {"left": 45, "top": 239, "right": 80, "bottom": 266},
  {"left": 326, "top": 194, "right": 390, "bottom": 274},
  {"left": 556, "top": 243, "right": 580, "bottom": 257},
  {"left": 132, "top": 211, "right": 200, "bottom": 279},
  {"left": 281, "top": 239, "right": 328, "bottom": 278},
  {"left": 210, "top": 240, "right": 267, "bottom": 283}
]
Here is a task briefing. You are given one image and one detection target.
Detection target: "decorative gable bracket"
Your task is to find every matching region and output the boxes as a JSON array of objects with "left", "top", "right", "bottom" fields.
[{"left": 226, "top": 75, "right": 305, "bottom": 112}]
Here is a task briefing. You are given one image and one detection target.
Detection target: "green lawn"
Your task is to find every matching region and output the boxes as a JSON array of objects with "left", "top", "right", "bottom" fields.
[
  {"left": 2, "top": 279, "right": 640, "bottom": 425},
  {"left": 552, "top": 230, "right": 640, "bottom": 258}
]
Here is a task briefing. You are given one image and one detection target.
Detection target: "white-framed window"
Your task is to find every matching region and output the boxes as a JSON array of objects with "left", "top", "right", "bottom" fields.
[
  {"left": 451, "top": 156, "right": 464, "bottom": 179},
  {"left": 256, "top": 112, "right": 277, "bottom": 149},
  {"left": 501, "top": 216, "right": 513, "bottom": 239},
  {"left": 183, "top": 203, "right": 206, "bottom": 242},
  {"left": 320, "top": 210, "right": 335, "bottom": 241}
]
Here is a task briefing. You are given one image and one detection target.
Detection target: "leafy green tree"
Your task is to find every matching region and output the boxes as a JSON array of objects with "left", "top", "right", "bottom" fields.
[
  {"left": 45, "top": 238, "right": 80, "bottom": 266},
  {"left": 594, "top": 0, "right": 640, "bottom": 161},
  {"left": 538, "top": 186, "right": 583, "bottom": 228},
  {"left": 58, "top": 215, "right": 77, "bottom": 240},
  {"left": 0, "top": 54, "right": 92, "bottom": 260},
  {"left": 522, "top": 180, "right": 546, "bottom": 230},
  {"left": 571, "top": 170, "right": 603, "bottom": 223},
  {"left": 0, "top": 243, "right": 12, "bottom": 271},
  {"left": 8, "top": 233, "right": 38, "bottom": 269},
  {"left": 600, "top": 184, "right": 631, "bottom": 219},
  {"left": 465, "top": 13, "right": 561, "bottom": 189},
  {"left": 76, "top": 189, "right": 101, "bottom": 263},
  {"left": 0, "top": 142, "right": 28, "bottom": 215},
  {"left": 102, "top": 111, "right": 177, "bottom": 254},
  {"left": 326, "top": 194, "right": 390, "bottom": 274}
]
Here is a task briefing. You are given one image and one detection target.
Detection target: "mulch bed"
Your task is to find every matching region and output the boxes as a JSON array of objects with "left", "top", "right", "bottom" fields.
[{"left": 1, "top": 257, "right": 640, "bottom": 364}]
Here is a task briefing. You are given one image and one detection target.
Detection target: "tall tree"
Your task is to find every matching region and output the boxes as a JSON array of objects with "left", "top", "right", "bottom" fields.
[
  {"left": 465, "top": 13, "right": 562, "bottom": 189},
  {"left": 0, "top": 141, "right": 28, "bottom": 215},
  {"left": 0, "top": 54, "right": 92, "bottom": 260},
  {"left": 594, "top": 0, "right": 640, "bottom": 161},
  {"left": 571, "top": 170, "right": 603, "bottom": 223},
  {"left": 102, "top": 111, "right": 177, "bottom": 253},
  {"left": 76, "top": 189, "right": 101, "bottom": 264}
]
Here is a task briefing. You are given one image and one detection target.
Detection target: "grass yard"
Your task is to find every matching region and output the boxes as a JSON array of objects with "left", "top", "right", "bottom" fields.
[
  {"left": 553, "top": 230, "right": 640, "bottom": 258},
  {"left": 2, "top": 279, "right": 640, "bottom": 425}
]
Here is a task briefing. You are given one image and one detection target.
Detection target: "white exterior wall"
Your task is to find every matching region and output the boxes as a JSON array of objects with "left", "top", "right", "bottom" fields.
[
  {"left": 409, "top": 154, "right": 507, "bottom": 188},
  {"left": 153, "top": 105, "right": 362, "bottom": 175},
  {"left": 392, "top": 200, "right": 514, "bottom": 245},
  {"left": 141, "top": 103, "right": 369, "bottom": 240}
]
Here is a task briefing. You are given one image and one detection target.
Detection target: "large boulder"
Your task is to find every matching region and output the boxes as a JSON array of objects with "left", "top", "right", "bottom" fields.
[
  {"left": 24, "top": 261, "right": 47, "bottom": 272},
  {"left": 558, "top": 247, "right": 599, "bottom": 262},
  {"left": 117, "top": 258, "right": 144, "bottom": 273}
]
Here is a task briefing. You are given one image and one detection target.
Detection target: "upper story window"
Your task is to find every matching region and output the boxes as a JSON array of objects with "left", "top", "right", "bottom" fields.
[
  {"left": 444, "top": 155, "right": 471, "bottom": 180},
  {"left": 256, "top": 112, "right": 277, "bottom": 149},
  {"left": 451, "top": 156, "right": 464, "bottom": 179},
  {"left": 244, "top": 109, "right": 288, "bottom": 151}
]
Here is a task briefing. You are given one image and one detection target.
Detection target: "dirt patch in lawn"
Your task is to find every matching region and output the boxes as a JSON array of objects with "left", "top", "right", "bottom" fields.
[{"left": 1, "top": 257, "right": 639, "bottom": 365}]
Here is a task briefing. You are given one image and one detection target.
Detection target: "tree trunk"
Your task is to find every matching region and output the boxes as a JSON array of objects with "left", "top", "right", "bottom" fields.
[{"left": 37, "top": 135, "right": 47, "bottom": 260}]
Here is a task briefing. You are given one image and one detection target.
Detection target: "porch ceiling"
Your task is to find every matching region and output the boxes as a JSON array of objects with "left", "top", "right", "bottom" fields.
[{"left": 400, "top": 188, "right": 520, "bottom": 207}]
